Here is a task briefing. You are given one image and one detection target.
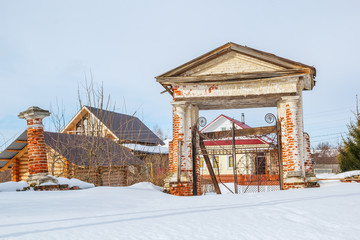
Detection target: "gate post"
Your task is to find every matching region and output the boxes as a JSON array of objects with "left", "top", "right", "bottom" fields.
[
  {"left": 277, "top": 96, "right": 306, "bottom": 189},
  {"left": 167, "top": 102, "right": 201, "bottom": 196}
]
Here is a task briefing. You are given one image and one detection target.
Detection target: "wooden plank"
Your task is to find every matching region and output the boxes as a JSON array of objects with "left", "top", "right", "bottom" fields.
[
  {"left": 192, "top": 126, "right": 198, "bottom": 195},
  {"left": 308, "top": 178, "right": 360, "bottom": 182},
  {"left": 15, "top": 140, "right": 27, "bottom": 143},
  {"left": 199, "top": 134, "right": 221, "bottom": 194},
  {"left": 231, "top": 122, "right": 238, "bottom": 194},
  {"left": 157, "top": 69, "right": 310, "bottom": 84},
  {"left": 276, "top": 122, "right": 284, "bottom": 190},
  {"left": 203, "top": 125, "right": 277, "bottom": 139},
  {"left": 0, "top": 159, "right": 12, "bottom": 161},
  {"left": 162, "top": 85, "right": 173, "bottom": 96},
  {"left": 6, "top": 149, "right": 21, "bottom": 152},
  {"left": 177, "top": 140, "right": 181, "bottom": 182}
]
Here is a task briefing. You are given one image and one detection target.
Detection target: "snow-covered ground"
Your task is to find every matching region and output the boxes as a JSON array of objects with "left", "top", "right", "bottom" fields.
[
  {"left": 0, "top": 181, "right": 359, "bottom": 240},
  {"left": 0, "top": 177, "right": 94, "bottom": 192},
  {"left": 316, "top": 170, "right": 360, "bottom": 186}
]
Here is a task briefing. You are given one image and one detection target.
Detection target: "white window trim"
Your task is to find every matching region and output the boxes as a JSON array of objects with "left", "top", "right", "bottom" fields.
[
  {"left": 227, "top": 155, "right": 234, "bottom": 169},
  {"left": 200, "top": 156, "right": 205, "bottom": 169},
  {"left": 212, "top": 155, "right": 220, "bottom": 170}
]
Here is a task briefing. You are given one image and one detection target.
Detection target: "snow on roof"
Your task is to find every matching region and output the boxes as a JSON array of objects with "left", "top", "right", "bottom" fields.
[{"left": 123, "top": 143, "right": 169, "bottom": 154}]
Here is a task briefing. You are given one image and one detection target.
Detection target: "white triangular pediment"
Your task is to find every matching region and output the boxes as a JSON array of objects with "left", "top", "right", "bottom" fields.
[{"left": 181, "top": 51, "right": 285, "bottom": 76}]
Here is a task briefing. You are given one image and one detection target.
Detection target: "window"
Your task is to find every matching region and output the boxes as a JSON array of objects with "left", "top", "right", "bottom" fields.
[
  {"left": 221, "top": 127, "right": 226, "bottom": 131},
  {"left": 228, "top": 156, "right": 234, "bottom": 168},
  {"left": 213, "top": 156, "right": 219, "bottom": 169},
  {"left": 255, "top": 152, "right": 266, "bottom": 174},
  {"left": 75, "top": 114, "right": 89, "bottom": 135},
  {"left": 200, "top": 157, "right": 205, "bottom": 168}
]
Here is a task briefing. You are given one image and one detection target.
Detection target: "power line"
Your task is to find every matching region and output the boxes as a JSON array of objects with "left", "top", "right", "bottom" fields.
[{"left": 311, "top": 132, "right": 345, "bottom": 139}]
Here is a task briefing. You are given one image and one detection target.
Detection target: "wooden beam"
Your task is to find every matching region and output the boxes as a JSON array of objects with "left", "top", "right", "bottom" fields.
[
  {"left": 191, "top": 126, "right": 198, "bottom": 195},
  {"left": 157, "top": 69, "right": 310, "bottom": 84},
  {"left": 203, "top": 125, "right": 277, "bottom": 139},
  {"left": 162, "top": 85, "right": 173, "bottom": 96},
  {"left": 0, "top": 158, "right": 15, "bottom": 172},
  {"left": 15, "top": 140, "right": 27, "bottom": 143},
  {"left": 6, "top": 149, "right": 20, "bottom": 152},
  {"left": 308, "top": 178, "right": 360, "bottom": 182},
  {"left": 199, "top": 134, "right": 221, "bottom": 194},
  {"left": 10, "top": 146, "right": 28, "bottom": 163}
]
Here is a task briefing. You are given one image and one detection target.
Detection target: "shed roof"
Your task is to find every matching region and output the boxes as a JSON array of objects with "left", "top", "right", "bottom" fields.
[
  {"left": 44, "top": 131, "right": 143, "bottom": 166},
  {"left": 0, "top": 131, "right": 143, "bottom": 168}
]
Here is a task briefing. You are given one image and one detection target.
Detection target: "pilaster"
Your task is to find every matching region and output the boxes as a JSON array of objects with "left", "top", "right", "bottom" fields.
[{"left": 277, "top": 96, "right": 306, "bottom": 189}]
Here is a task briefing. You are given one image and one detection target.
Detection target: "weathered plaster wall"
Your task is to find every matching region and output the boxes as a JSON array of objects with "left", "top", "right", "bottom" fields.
[
  {"left": 169, "top": 103, "right": 201, "bottom": 196},
  {"left": 182, "top": 52, "right": 284, "bottom": 76},
  {"left": 277, "top": 96, "right": 306, "bottom": 189},
  {"left": 303, "top": 133, "right": 313, "bottom": 173},
  {"left": 174, "top": 78, "right": 298, "bottom": 100}
]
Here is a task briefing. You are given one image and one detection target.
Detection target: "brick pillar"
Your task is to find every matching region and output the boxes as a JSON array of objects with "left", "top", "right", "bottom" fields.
[
  {"left": 166, "top": 102, "right": 201, "bottom": 196},
  {"left": 18, "top": 106, "right": 57, "bottom": 186},
  {"left": 277, "top": 96, "right": 306, "bottom": 189},
  {"left": 303, "top": 133, "right": 315, "bottom": 173}
]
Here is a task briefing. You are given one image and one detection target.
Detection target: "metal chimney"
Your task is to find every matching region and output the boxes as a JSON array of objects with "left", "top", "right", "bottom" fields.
[{"left": 241, "top": 113, "right": 245, "bottom": 123}]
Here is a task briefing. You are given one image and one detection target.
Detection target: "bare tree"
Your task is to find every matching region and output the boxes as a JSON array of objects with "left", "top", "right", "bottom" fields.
[
  {"left": 313, "top": 142, "right": 338, "bottom": 165},
  {"left": 45, "top": 74, "right": 168, "bottom": 187},
  {"left": 152, "top": 124, "right": 164, "bottom": 141}
]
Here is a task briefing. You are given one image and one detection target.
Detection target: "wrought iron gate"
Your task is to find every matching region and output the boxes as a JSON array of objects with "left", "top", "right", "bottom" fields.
[{"left": 197, "top": 113, "right": 282, "bottom": 194}]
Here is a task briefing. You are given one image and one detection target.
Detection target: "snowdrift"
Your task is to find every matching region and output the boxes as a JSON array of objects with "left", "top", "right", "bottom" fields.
[{"left": 0, "top": 176, "right": 94, "bottom": 192}]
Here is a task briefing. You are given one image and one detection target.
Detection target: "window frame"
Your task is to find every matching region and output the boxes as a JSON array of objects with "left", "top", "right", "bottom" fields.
[
  {"left": 212, "top": 155, "right": 220, "bottom": 169},
  {"left": 227, "top": 155, "right": 234, "bottom": 169}
]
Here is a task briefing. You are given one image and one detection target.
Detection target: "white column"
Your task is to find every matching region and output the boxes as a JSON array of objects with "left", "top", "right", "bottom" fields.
[{"left": 277, "top": 96, "right": 306, "bottom": 184}]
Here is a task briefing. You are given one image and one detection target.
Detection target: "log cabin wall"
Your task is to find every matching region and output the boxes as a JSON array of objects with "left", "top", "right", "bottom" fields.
[
  {"left": 12, "top": 148, "right": 29, "bottom": 182},
  {"left": 0, "top": 169, "right": 11, "bottom": 182},
  {"left": 8, "top": 144, "right": 131, "bottom": 187},
  {"left": 70, "top": 165, "right": 128, "bottom": 186},
  {"left": 46, "top": 147, "right": 68, "bottom": 177}
]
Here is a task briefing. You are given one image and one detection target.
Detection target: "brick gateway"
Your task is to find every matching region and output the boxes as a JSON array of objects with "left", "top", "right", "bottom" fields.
[{"left": 156, "top": 42, "right": 316, "bottom": 196}]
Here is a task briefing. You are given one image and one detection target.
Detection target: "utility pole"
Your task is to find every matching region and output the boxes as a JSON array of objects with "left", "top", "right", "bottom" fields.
[
  {"left": 232, "top": 122, "right": 238, "bottom": 194},
  {"left": 357, "top": 94, "right": 359, "bottom": 120}
]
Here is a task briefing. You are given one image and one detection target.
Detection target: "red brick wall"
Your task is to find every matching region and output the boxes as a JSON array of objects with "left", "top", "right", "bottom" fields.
[
  {"left": 304, "top": 133, "right": 313, "bottom": 172},
  {"left": 168, "top": 104, "right": 201, "bottom": 196},
  {"left": 26, "top": 118, "right": 48, "bottom": 174},
  {"left": 278, "top": 97, "right": 306, "bottom": 190}
]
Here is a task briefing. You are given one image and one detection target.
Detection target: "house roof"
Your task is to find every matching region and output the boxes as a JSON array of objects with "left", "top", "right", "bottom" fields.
[
  {"left": 201, "top": 114, "right": 251, "bottom": 132},
  {"left": 0, "top": 131, "right": 143, "bottom": 168},
  {"left": 200, "top": 114, "right": 272, "bottom": 145},
  {"left": 83, "top": 106, "right": 164, "bottom": 146}
]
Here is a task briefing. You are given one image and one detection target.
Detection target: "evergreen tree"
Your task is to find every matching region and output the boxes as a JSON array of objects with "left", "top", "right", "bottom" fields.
[{"left": 338, "top": 116, "right": 360, "bottom": 171}]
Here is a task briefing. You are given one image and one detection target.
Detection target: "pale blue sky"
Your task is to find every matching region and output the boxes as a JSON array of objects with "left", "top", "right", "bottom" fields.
[{"left": 1, "top": 0, "right": 360, "bottom": 149}]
